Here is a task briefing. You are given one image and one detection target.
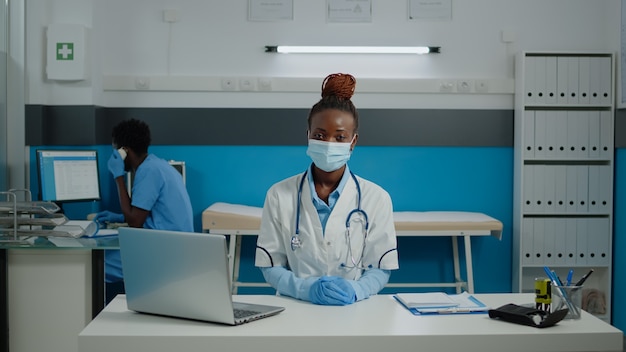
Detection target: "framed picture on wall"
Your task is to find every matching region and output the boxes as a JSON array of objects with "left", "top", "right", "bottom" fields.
[
  {"left": 248, "top": 0, "right": 293, "bottom": 22},
  {"left": 326, "top": 0, "right": 372, "bottom": 23},
  {"left": 408, "top": 0, "right": 452, "bottom": 21}
]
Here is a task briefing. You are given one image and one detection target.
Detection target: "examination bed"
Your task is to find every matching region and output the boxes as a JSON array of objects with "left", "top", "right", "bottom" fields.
[{"left": 202, "top": 202, "right": 503, "bottom": 294}]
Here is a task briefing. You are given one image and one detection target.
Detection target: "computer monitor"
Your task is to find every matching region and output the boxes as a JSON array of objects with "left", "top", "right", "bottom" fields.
[{"left": 36, "top": 149, "right": 101, "bottom": 202}]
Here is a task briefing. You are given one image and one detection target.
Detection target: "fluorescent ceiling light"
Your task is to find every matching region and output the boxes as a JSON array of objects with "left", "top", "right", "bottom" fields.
[{"left": 265, "top": 46, "right": 440, "bottom": 54}]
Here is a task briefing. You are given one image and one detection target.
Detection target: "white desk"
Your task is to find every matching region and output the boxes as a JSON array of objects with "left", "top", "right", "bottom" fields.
[
  {"left": 202, "top": 203, "right": 503, "bottom": 294},
  {"left": 79, "top": 293, "right": 623, "bottom": 352}
]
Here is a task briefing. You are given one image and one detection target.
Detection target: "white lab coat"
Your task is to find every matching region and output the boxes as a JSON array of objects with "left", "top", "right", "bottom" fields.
[{"left": 255, "top": 170, "right": 398, "bottom": 280}]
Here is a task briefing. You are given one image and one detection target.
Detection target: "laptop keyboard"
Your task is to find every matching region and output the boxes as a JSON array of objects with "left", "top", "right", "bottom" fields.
[{"left": 234, "top": 309, "right": 260, "bottom": 319}]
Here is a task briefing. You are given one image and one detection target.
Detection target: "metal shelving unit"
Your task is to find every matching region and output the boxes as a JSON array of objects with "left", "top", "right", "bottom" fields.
[
  {"left": 0, "top": 189, "right": 91, "bottom": 241},
  {"left": 512, "top": 51, "right": 615, "bottom": 323}
]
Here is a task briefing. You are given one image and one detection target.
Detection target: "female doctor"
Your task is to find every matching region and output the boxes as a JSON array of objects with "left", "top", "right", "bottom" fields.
[{"left": 255, "top": 73, "right": 398, "bottom": 306}]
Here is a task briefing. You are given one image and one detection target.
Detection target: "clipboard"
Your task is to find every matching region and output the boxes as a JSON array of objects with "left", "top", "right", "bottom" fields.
[
  {"left": 394, "top": 292, "right": 490, "bottom": 315},
  {"left": 394, "top": 292, "right": 458, "bottom": 309}
]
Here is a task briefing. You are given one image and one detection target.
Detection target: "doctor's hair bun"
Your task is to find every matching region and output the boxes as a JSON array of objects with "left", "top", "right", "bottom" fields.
[{"left": 321, "top": 73, "right": 356, "bottom": 100}]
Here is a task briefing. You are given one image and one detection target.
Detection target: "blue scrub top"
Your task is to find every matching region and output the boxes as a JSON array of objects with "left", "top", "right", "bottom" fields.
[
  {"left": 132, "top": 154, "right": 193, "bottom": 232},
  {"left": 106, "top": 154, "right": 193, "bottom": 283}
]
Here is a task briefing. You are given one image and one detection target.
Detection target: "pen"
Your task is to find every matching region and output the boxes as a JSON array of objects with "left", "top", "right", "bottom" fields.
[
  {"left": 543, "top": 266, "right": 556, "bottom": 282},
  {"left": 574, "top": 269, "right": 594, "bottom": 286},
  {"left": 544, "top": 266, "right": 576, "bottom": 313},
  {"left": 421, "top": 307, "right": 484, "bottom": 314},
  {"left": 435, "top": 308, "right": 475, "bottom": 314},
  {"left": 565, "top": 269, "right": 574, "bottom": 286},
  {"left": 552, "top": 270, "right": 563, "bottom": 286}
]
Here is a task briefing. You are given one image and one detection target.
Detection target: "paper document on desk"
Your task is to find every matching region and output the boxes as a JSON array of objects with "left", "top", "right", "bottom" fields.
[
  {"left": 394, "top": 292, "right": 489, "bottom": 315},
  {"left": 394, "top": 292, "right": 459, "bottom": 309},
  {"left": 52, "top": 220, "right": 98, "bottom": 238}
]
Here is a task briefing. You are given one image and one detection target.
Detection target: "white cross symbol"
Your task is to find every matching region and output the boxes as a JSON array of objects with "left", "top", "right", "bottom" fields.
[{"left": 58, "top": 44, "right": 73, "bottom": 59}]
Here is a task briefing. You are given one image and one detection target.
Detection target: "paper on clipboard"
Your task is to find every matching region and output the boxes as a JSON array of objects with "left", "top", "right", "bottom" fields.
[
  {"left": 394, "top": 292, "right": 458, "bottom": 309},
  {"left": 394, "top": 292, "right": 489, "bottom": 315}
]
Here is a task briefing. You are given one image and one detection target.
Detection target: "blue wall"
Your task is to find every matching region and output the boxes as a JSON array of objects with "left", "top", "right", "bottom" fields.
[
  {"left": 30, "top": 145, "right": 513, "bottom": 294},
  {"left": 612, "top": 149, "right": 625, "bottom": 331}
]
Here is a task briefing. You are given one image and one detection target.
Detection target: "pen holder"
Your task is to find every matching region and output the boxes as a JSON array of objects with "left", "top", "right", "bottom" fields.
[{"left": 551, "top": 284, "right": 582, "bottom": 320}]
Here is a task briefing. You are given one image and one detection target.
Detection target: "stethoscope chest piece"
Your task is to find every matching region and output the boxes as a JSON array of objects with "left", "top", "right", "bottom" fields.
[{"left": 290, "top": 235, "right": 302, "bottom": 251}]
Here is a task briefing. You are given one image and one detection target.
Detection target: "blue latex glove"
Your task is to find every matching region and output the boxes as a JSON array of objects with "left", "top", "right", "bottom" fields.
[
  {"left": 108, "top": 149, "right": 126, "bottom": 178},
  {"left": 93, "top": 211, "right": 124, "bottom": 225},
  {"left": 309, "top": 276, "right": 356, "bottom": 306}
]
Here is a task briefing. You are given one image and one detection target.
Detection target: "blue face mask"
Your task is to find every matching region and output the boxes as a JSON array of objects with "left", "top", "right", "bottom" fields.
[{"left": 306, "top": 138, "right": 353, "bottom": 172}]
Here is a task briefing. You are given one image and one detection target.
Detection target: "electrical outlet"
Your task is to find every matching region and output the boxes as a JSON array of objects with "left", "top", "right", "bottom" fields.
[
  {"left": 501, "top": 30, "right": 516, "bottom": 43},
  {"left": 439, "top": 80, "right": 455, "bottom": 93},
  {"left": 135, "top": 77, "right": 150, "bottom": 90},
  {"left": 457, "top": 80, "right": 472, "bottom": 93},
  {"left": 475, "top": 80, "right": 489, "bottom": 93},
  {"left": 258, "top": 78, "right": 272, "bottom": 91},
  {"left": 239, "top": 77, "right": 256, "bottom": 91},
  {"left": 221, "top": 77, "right": 237, "bottom": 91},
  {"left": 163, "top": 9, "right": 179, "bottom": 23}
]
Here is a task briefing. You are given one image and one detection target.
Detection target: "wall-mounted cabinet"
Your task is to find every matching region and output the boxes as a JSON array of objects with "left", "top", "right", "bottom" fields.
[{"left": 513, "top": 52, "right": 614, "bottom": 323}]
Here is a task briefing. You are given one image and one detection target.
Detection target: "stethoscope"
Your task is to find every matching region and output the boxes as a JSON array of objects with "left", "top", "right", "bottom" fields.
[{"left": 291, "top": 169, "right": 370, "bottom": 269}]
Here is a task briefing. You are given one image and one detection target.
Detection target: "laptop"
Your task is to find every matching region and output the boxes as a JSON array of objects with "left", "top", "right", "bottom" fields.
[{"left": 118, "top": 227, "right": 285, "bottom": 325}]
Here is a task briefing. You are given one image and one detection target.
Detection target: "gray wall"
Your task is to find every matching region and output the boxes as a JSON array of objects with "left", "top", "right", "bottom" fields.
[{"left": 26, "top": 106, "right": 513, "bottom": 147}]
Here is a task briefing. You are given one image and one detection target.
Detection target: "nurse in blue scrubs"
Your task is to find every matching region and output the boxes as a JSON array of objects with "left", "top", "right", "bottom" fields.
[{"left": 94, "top": 118, "right": 193, "bottom": 303}]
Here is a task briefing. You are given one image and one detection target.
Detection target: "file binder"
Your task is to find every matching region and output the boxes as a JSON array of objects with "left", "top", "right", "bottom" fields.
[
  {"left": 525, "top": 56, "right": 537, "bottom": 104},
  {"left": 575, "top": 111, "right": 589, "bottom": 159},
  {"left": 587, "top": 217, "right": 610, "bottom": 266},
  {"left": 544, "top": 166, "right": 556, "bottom": 213},
  {"left": 565, "top": 165, "right": 578, "bottom": 213},
  {"left": 544, "top": 111, "right": 557, "bottom": 159},
  {"left": 521, "top": 217, "right": 534, "bottom": 265},
  {"left": 523, "top": 164, "right": 534, "bottom": 213},
  {"left": 578, "top": 56, "right": 590, "bottom": 104},
  {"left": 588, "top": 111, "right": 600, "bottom": 159},
  {"left": 567, "top": 56, "right": 579, "bottom": 104},
  {"left": 588, "top": 165, "right": 600, "bottom": 213},
  {"left": 532, "top": 218, "right": 544, "bottom": 265},
  {"left": 576, "top": 165, "right": 589, "bottom": 213},
  {"left": 543, "top": 218, "right": 556, "bottom": 266},
  {"left": 556, "top": 56, "right": 569, "bottom": 104},
  {"left": 534, "top": 56, "right": 547, "bottom": 104},
  {"left": 554, "top": 111, "right": 568, "bottom": 158},
  {"left": 523, "top": 110, "right": 535, "bottom": 159},
  {"left": 532, "top": 165, "right": 545, "bottom": 213},
  {"left": 534, "top": 110, "right": 547, "bottom": 159},
  {"left": 553, "top": 219, "right": 567, "bottom": 265},
  {"left": 545, "top": 56, "right": 557, "bottom": 104},
  {"left": 589, "top": 56, "right": 601, "bottom": 104},
  {"left": 564, "top": 218, "right": 577, "bottom": 266},
  {"left": 576, "top": 218, "right": 588, "bottom": 266},
  {"left": 599, "top": 164, "right": 612, "bottom": 212},
  {"left": 554, "top": 165, "right": 567, "bottom": 213},
  {"left": 599, "top": 56, "right": 612, "bottom": 105},
  {"left": 566, "top": 111, "right": 578, "bottom": 159},
  {"left": 599, "top": 111, "right": 612, "bottom": 159}
]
